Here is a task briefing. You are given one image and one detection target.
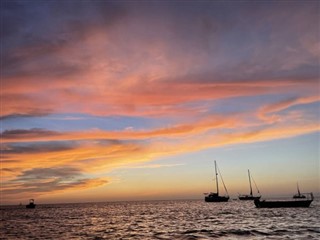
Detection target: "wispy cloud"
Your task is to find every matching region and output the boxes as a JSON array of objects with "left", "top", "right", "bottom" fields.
[
  {"left": 258, "top": 95, "right": 320, "bottom": 123},
  {"left": 1, "top": 167, "right": 108, "bottom": 197},
  {"left": 1, "top": 114, "right": 238, "bottom": 143},
  {"left": 1, "top": 128, "right": 61, "bottom": 140}
]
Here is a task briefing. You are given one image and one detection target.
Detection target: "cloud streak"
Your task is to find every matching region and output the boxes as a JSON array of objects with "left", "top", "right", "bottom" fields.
[
  {"left": 258, "top": 95, "right": 320, "bottom": 123},
  {"left": 1, "top": 167, "right": 108, "bottom": 196}
]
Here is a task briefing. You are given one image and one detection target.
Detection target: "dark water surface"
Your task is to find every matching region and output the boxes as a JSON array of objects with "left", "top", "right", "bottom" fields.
[{"left": 1, "top": 199, "right": 319, "bottom": 239}]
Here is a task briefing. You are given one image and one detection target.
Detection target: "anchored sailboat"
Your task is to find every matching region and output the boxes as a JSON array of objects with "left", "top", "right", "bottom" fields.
[
  {"left": 293, "top": 183, "right": 306, "bottom": 199},
  {"left": 204, "top": 161, "right": 229, "bottom": 202},
  {"left": 26, "top": 199, "right": 36, "bottom": 209},
  {"left": 238, "top": 169, "right": 261, "bottom": 200},
  {"left": 254, "top": 193, "right": 313, "bottom": 208}
]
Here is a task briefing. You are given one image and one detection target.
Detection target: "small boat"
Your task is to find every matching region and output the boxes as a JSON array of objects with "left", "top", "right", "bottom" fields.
[
  {"left": 254, "top": 193, "right": 313, "bottom": 208},
  {"left": 204, "top": 161, "right": 229, "bottom": 202},
  {"left": 26, "top": 199, "right": 36, "bottom": 209},
  {"left": 293, "top": 183, "right": 306, "bottom": 199},
  {"left": 238, "top": 169, "right": 261, "bottom": 200}
]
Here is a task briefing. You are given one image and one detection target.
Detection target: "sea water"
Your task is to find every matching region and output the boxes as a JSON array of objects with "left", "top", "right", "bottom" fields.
[{"left": 1, "top": 199, "right": 319, "bottom": 239}]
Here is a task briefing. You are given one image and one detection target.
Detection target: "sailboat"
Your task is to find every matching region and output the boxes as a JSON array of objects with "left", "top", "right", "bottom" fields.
[
  {"left": 204, "top": 161, "right": 229, "bottom": 202},
  {"left": 293, "top": 183, "right": 306, "bottom": 199},
  {"left": 254, "top": 193, "right": 313, "bottom": 208},
  {"left": 238, "top": 169, "right": 261, "bottom": 200},
  {"left": 26, "top": 199, "right": 36, "bottom": 209}
]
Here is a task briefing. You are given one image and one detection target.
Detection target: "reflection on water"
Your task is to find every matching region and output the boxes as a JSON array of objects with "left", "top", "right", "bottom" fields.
[{"left": 1, "top": 200, "right": 319, "bottom": 239}]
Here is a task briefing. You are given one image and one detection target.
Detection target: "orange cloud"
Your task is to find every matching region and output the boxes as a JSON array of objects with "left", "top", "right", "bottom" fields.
[
  {"left": 2, "top": 96, "right": 319, "bottom": 178},
  {"left": 2, "top": 114, "right": 318, "bottom": 177},
  {"left": 2, "top": 115, "right": 318, "bottom": 201}
]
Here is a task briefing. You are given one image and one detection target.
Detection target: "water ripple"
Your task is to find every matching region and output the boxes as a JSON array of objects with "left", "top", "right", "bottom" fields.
[{"left": 1, "top": 200, "right": 320, "bottom": 239}]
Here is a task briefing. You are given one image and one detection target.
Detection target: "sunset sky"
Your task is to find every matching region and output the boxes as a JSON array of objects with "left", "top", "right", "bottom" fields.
[{"left": 1, "top": 0, "right": 319, "bottom": 204}]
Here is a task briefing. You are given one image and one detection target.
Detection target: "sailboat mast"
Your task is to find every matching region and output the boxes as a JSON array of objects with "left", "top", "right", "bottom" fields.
[
  {"left": 248, "top": 169, "right": 253, "bottom": 196},
  {"left": 215, "top": 161, "right": 219, "bottom": 195},
  {"left": 297, "top": 182, "right": 301, "bottom": 195}
]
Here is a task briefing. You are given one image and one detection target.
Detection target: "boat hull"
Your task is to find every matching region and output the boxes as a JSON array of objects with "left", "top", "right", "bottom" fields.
[
  {"left": 205, "top": 195, "right": 229, "bottom": 202},
  {"left": 239, "top": 195, "right": 261, "bottom": 200},
  {"left": 254, "top": 199, "right": 312, "bottom": 208},
  {"left": 293, "top": 195, "right": 306, "bottom": 199},
  {"left": 26, "top": 203, "right": 36, "bottom": 209}
]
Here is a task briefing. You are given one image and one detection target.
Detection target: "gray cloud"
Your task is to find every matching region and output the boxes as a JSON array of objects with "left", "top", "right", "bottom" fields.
[
  {"left": 14, "top": 167, "right": 81, "bottom": 181},
  {"left": 2, "top": 0, "right": 126, "bottom": 78},
  {"left": 0, "top": 113, "right": 50, "bottom": 120},
  {"left": 1, "top": 141, "right": 76, "bottom": 154},
  {"left": 1, "top": 128, "right": 59, "bottom": 139},
  {"left": 2, "top": 167, "right": 108, "bottom": 195}
]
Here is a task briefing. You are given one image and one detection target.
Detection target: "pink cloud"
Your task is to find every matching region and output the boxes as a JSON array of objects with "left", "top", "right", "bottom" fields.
[{"left": 258, "top": 95, "right": 320, "bottom": 123}]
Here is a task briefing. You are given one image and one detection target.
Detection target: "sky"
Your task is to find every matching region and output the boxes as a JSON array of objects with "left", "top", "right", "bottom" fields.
[{"left": 1, "top": 0, "right": 319, "bottom": 205}]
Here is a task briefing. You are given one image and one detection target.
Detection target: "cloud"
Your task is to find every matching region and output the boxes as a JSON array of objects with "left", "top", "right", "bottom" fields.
[
  {"left": 12, "top": 167, "right": 81, "bottom": 181},
  {"left": 1, "top": 141, "right": 76, "bottom": 154},
  {"left": 1, "top": 115, "right": 318, "bottom": 200},
  {"left": 1, "top": 101, "right": 318, "bottom": 174},
  {"left": 2, "top": 1, "right": 318, "bottom": 118},
  {"left": 258, "top": 95, "right": 320, "bottom": 123},
  {"left": 1, "top": 139, "right": 149, "bottom": 178},
  {"left": 0, "top": 114, "right": 238, "bottom": 143},
  {"left": 2, "top": 77, "right": 318, "bottom": 118},
  {"left": 1, "top": 128, "right": 60, "bottom": 139},
  {"left": 0, "top": 93, "right": 54, "bottom": 119},
  {"left": 1, "top": 167, "right": 108, "bottom": 195},
  {"left": 2, "top": 0, "right": 126, "bottom": 76}
]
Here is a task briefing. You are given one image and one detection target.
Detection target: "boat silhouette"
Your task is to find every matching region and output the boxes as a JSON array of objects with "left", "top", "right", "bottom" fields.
[
  {"left": 26, "top": 199, "right": 36, "bottom": 209},
  {"left": 293, "top": 183, "right": 306, "bottom": 199},
  {"left": 254, "top": 193, "right": 313, "bottom": 208},
  {"left": 204, "top": 161, "right": 229, "bottom": 202},
  {"left": 238, "top": 169, "right": 261, "bottom": 200}
]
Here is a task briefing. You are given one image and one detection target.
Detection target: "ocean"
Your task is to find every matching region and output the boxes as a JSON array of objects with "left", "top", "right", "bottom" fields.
[{"left": 1, "top": 199, "right": 319, "bottom": 239}]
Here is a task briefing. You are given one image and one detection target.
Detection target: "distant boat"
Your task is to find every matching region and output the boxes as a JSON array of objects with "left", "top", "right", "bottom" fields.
[
  {"left": 26, "top": 199, "right": 36, "bottom": 209},
  {"left": 254, "top": 193, "right": 313, "bottom": 208},
  {"left": 293, "top": 183, "right": 306, "bottom": 199},
  {"left": 205, "top": 161, "right": 229, "bottom": 202},
  {"left": 238, "top": 169, "right": 261, "bottom": 200}
]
